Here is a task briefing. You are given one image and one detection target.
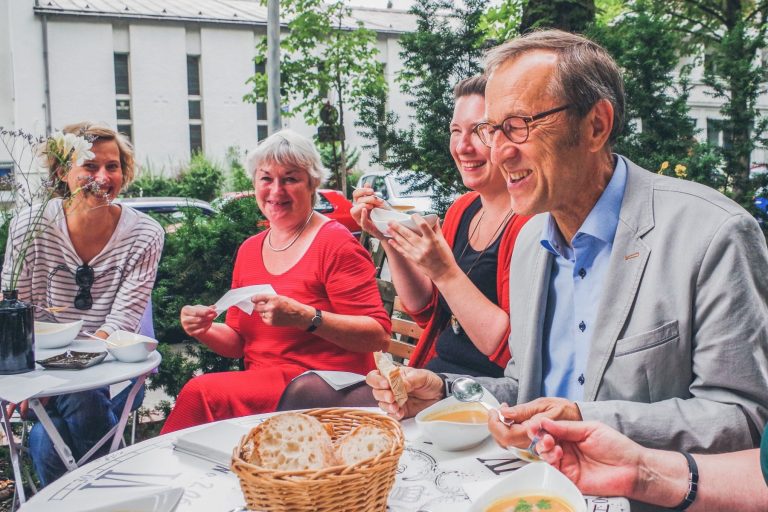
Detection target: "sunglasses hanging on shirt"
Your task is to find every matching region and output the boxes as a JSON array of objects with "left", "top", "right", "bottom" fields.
[{"left": 74, "top": 264, "right": 94, "bottom": 310}]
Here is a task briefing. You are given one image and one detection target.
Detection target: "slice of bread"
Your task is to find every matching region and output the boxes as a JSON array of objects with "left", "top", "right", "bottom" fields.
[
  {"left": 335, "top": 425, "right": 393, "bottom": 465},
  {"left": 374, "top": 351, "right": 407, "bottom": 406},
  {"left": 250, "top": 413, "right": 338, "bottom": 471}
]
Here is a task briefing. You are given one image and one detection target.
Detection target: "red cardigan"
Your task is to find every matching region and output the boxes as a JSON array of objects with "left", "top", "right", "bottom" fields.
[{"left": 406, "top": 192, "right": 531, "bottom": 369}]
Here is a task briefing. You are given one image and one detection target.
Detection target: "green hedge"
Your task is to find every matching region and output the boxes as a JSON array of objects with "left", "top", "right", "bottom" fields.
[{"left": 148, "top": 195, "right": 265, "bottom": 401}]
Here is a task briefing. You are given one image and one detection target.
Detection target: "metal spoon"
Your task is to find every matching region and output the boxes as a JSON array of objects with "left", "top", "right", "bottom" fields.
[
  {"left": 452, "top": 377, "right": 513, "bottom": 426},
  {"left": 81, "top": 330, "right": 120, "bottom": 347},
  {"left": 350, "top": 185, "right": 394, "bottom": 210},
  {"left": 451, "top": 377, "right": 542, "bottom": 462}
]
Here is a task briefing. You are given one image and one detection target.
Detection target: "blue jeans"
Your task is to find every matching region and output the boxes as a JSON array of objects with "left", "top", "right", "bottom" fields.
[{"left": 28, "top": 380, "right": 145, "bottom": 486}]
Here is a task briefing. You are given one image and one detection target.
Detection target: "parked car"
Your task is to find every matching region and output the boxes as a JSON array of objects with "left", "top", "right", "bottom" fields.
[
  {"left": 755, "top": 187, "right": 767, "bottom": 227},
  {"left": 115, "top": 196, "right": 215, "bottom": 232},
  {"left": 356, "top": 171, "right": 437, "bottom": 214},
  {"left": 217, "top": 189, "right": 360, "bottom": 237}
]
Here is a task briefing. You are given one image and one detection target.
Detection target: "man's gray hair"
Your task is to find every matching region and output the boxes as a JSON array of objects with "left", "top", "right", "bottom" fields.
[
  {"left": 484, "top": 29, "right": 625, "bottom": 144},
  {"left": 246, "top": 129, "right": 329, "bottom": 192}
]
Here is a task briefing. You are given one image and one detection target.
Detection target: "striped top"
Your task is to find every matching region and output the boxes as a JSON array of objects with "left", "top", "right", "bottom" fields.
[{"left": 2, "top": 199, "right": 164, "bottom": 336}]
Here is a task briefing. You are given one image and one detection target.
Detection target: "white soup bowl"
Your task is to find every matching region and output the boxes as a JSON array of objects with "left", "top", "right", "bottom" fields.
[
  {"left": 415, "top": 390, "right": 500, "bottom": 451},
  {"left": 106, "top": 330, "right": 158, "bottom": 363},
  {"left": 34, "top": 320, "right": 83, "bottom": 349},
  {"left": 469, "top": 462, "right": 587, "bottom": 512},
  {"left": 369, "top": 208, "right": 438, "bottom": 237}
]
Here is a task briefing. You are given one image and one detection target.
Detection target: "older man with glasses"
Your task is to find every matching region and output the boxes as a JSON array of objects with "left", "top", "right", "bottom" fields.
[{"left": 368, "top": 29, "right": 768, "bottom": 485}]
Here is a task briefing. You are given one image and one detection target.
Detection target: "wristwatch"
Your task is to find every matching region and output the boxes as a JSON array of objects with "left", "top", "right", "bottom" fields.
[
  {"left": 306, "top": 308, "right": 322, "bottom": 332},
  {"left": 436, "top": 373, "right": 452, "bottom": 399}
]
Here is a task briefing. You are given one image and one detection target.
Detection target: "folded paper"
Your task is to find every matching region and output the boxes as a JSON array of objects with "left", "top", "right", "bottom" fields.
[{"left": 214, "top": 284, "right": 276, "bottom": 316}]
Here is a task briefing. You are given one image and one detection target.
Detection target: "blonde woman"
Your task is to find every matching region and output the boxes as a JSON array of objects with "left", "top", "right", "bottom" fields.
[{"left": 2, "top": 122, "right": 164, "bottom": 486}]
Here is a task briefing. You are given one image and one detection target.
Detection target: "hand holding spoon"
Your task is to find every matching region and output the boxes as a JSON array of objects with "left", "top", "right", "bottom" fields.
[{"left": 451, "top": 376, "right": 543, "bottom": 462}]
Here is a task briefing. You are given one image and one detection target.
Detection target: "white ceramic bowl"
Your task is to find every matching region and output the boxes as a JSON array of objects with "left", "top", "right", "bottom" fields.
[
  {"left": 369, "top": 208, "right": 438, "bottom": 237},
  {"left": 34, "top": 320, "right": 83, "bottom": 349},
  {"left": 469, "top": 462, "right": 586, "bottom": 512},
  {"left": 415, "top": 390, "right": 500, "bottom": 451},
  {"left": 106, "top": 330, "right": 159, "bottom": 363}
]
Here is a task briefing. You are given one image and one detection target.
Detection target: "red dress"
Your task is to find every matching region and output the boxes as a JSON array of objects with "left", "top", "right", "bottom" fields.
[
  {"left": 406, "top": 192, "right": 531, "bottom": 370},
  {"left": 161, "top": 221, "right": 390, "bottom": 433}
]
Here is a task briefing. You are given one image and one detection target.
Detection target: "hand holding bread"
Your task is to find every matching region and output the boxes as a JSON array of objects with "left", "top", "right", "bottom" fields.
[{"left": 367, "top": 352, "right": 445, "bottom": 420}]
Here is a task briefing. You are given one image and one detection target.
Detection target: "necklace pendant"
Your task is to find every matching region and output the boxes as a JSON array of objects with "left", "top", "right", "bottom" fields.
[{"left": 450, "top": 314, "right": 462, "bottom": 335}]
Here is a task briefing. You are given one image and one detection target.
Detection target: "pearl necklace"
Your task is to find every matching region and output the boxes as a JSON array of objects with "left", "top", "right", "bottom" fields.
[{"left": 266, "top": 211, "right": 315, "bottom": 252}]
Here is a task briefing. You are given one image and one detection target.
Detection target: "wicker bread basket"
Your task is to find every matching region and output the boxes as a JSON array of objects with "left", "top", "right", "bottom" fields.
[{"left": 231, "top": 408, "right": 404, "bottom": 511}]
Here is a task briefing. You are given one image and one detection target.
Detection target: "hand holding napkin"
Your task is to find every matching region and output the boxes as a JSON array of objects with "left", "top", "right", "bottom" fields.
[{"left": 213, "top": 285, "right": 276, "bottom": 316}]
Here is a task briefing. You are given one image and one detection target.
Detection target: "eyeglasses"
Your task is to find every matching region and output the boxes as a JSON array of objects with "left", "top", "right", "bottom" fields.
[
  {"left": 74, "top": 265, "right": 94, "bottom": 310},
  {"left": 473, "top": 104, "right": 571, "bottom": 147}
]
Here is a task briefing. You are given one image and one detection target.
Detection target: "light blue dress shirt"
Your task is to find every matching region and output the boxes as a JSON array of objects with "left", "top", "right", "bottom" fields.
[{"left": 540, "top": 157, "right": 627, "bottom": 401}]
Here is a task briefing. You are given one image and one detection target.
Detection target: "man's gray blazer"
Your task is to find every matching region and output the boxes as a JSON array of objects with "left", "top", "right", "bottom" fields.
[{"left": 475, "top": 157, "right": 768, "bottom": 453}]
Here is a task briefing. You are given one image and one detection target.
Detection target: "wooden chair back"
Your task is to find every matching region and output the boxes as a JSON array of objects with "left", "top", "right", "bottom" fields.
[{"left": 387, "top": 296, "right": 423, "bottom": 362}]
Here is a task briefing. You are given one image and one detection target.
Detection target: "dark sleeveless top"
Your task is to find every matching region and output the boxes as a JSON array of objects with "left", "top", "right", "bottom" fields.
[{"left": 425, "top": 197, "right": 505, "bottom": 378}]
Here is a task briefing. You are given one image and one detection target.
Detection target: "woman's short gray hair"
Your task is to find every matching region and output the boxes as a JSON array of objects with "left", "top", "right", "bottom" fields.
[
  {"left": 484, "top": 29, "right": 625, "bottom": 145},
  {"left": 246, "top": 129, "right": 329, "bottom": 191}
]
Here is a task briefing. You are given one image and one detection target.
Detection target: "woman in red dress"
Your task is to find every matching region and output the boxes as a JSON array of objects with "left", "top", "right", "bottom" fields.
[{"left": 161, "top": 130, "right": 391, "bottom": 433}]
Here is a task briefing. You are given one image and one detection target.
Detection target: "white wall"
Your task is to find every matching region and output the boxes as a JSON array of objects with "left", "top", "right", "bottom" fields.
[
  {"left": 48, "top": 21, "right": 116, "bottom": 129},
  {"left": 129, "top": 24, "right": 189, "bottom": 172},
  {"left": 2, "top": 0, "right": 47, "bottom": 135},
  {"left": 0, "top": 1, "right": 14, "bottom": 130},
  {"left": 200, "top": 27, "right": 259, "bottom": 162}
]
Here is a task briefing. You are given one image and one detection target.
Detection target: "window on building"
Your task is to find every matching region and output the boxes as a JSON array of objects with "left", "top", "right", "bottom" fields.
[
  {"left": 187, "top": 55, "right": 203, "bottom": 154},
  {"left": 255, "top": 60, "right": 269, "bottom": 141},
  {"left": 707, "top": 118, "right": 733, "bottom": 150},
  {"left": 189, "top": 125, "right": 202, "bottom": 155},
  {"left": 114, "top": 53, "right": 132, "bottom": 142},
  {"left": 703, "top": 48, "right": 719, "bottom": 77},
  {"left": 0, "top": 163, "right": 12, "bottom": 191}
]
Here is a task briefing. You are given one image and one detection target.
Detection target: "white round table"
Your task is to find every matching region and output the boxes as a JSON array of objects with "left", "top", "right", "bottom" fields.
[
  {"left": 0, "top": 339, "right": 161, "bottom": 504},
  {"left": 21, "top": 408, "right": 631, "bottom": 512}
]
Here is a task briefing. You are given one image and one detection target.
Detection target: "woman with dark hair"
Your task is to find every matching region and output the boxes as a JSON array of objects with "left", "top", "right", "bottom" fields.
[
  {"left": 2, "top": 122, "right": 164, "bottom": 486},
  {"left": 276, "top": 76, "right": 530, "bottom": 410},
  {"left": 161, "top": 129, "right": 390, "bottom": 433}
]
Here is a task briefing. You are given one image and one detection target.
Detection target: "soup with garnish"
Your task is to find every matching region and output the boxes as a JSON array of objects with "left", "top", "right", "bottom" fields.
[
  {"left": 486, "top": 495, "right": 574, "bottom": 512},
  {"left": 423, "top": 404, "right": 488, "bottom": 423}
]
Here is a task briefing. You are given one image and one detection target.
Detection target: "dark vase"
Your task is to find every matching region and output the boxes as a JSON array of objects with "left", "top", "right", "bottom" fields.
[{"left": 0, "top": 289, "right": 35, "bottom": 374}]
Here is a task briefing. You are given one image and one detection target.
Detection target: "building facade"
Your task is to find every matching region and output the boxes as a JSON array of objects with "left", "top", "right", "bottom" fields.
[
  {"left": 0, "top": 0, "right": 414, "bottom": 179},
  {"left": 1, "top": 0, "right": 765, "bottom": 186}
]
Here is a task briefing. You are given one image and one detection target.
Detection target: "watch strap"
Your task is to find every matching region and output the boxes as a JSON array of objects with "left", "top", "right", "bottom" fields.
[
  {"left": 674, "top": 451, "right": 698, "bottom": 510},
  {"left": 436, "top": 373, "right": 452, "bottom": 399},
  {"left": 306, "top": 308, "right": 322, "bottom": 332}
]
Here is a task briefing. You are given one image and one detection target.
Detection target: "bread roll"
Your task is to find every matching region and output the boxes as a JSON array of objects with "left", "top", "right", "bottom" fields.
[
  {"left": 374, "top": 351, "right": 407, "bottom": 406},
  {"left": 335, "top": 425, "right": 393, "bottom": 465},
  {"left": 250, "top": 413, "right": 338, "bottom": 471}
]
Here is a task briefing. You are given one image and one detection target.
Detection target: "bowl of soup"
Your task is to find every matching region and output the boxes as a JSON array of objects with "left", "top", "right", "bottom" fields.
[
  {"left": 34, "top": 320, "right": 83, "bottom": 349},
  {"left": 106, "top": 330, "right": 158, "bottom": 363},
  {"left": 470, "top": 462, "right": 586, "bottom": 512},
  {"left": 369, "top": 208, "right": 439, "bottom": 237},
  {"left": 414, "top": 390, "right": 500, "bottom": 451}
]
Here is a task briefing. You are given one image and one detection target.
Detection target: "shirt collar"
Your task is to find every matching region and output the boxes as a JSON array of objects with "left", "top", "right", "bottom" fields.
[{"left": 540, "top": 155, "right": 628, "bottom": 255}]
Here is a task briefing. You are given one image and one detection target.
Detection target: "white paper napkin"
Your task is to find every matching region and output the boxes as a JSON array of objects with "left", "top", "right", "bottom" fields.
[
  {"left": 173, "top": 422, "right": 250, "bottom": 466},
  {"left": 20, "top": 486, "right": 185, "bottom": 512},
  {"left": 0, "top": 374, "right": 67, "bottom": 403},
  {"left": 213, "top": 284, "right": 276, "bottom": 316},
  {"left": 299, "top": 370, "right": 367, "bottom": 391}
]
